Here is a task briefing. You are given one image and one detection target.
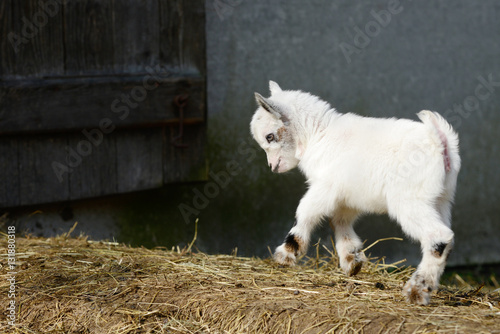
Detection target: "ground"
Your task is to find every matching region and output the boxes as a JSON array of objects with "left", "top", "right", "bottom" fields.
[{"left": 0, "top": 232, "right": 499, "bottom": 333}]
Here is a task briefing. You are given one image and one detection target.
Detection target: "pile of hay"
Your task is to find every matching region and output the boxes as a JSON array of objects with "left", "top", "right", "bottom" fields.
[{"left": 1, "top": 230, "right": 499, "bottom": 333}]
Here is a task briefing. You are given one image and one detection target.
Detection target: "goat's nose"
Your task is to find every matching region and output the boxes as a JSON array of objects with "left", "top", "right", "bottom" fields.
[{"left": 269, "top": 163, "right": 273, "bottom": 170}]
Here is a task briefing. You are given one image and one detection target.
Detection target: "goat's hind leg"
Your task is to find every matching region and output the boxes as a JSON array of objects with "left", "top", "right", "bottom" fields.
[
  {"left": 330, "top": 208, "right": 365, "bottom": 276},
  {"left": 398, "top": 204, "right": 454, "bottom": 305}
]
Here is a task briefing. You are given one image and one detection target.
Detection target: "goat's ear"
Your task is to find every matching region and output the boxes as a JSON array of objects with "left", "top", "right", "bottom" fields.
[
  {"left": 254, "top": 93, "right": 290, "bottom": 125},
  {"left": 269, "top": 81, "right": 282, "bottom": 95}
]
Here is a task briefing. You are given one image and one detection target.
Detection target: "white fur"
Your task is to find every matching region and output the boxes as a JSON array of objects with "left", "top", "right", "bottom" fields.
[{"left": 251, "top": 81, "right": 460, "bottom": 305}]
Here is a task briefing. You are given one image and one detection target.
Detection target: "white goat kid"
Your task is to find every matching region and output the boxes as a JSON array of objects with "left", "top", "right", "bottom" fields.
[{"left": 250, "top": 81, "right": 460, "bottom": 305}]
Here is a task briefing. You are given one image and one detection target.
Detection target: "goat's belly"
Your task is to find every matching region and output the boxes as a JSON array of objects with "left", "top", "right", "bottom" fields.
[{"left": 342, "top": 188, "right": 388, "bottom": 214}]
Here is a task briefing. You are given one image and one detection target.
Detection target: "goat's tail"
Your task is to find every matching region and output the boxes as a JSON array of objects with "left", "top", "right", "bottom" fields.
[{"left": 417, "top": 110, "right": 461, "bottom": 174}]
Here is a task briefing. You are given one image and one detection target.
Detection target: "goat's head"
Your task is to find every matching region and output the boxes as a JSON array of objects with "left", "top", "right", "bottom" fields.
[{"left": 250, "top": 81, "right": 300, "bottom": 173}]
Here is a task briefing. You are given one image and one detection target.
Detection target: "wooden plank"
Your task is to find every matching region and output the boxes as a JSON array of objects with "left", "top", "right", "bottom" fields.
[
  {"left": 0, "top": 136, "right": 20, "bottom": 207},
  {"left": 18, "top": 134, "right": 70, "bottom": 206},
  {"left": 159, "top": 0, "right": 206, "bottom": 74},
  {"left": 179, "top": 0, "right": 206, "bottom": 74},
  {"left": 0, "top": 1, "right": 14, "bottom": 77},
  {"left": 0, "top": 76, "right": 205, "bottom": 135},
  {"left": 0, "top": 118, "right": 207, "bottom": 209},
  {"left": 163, "top": 123, "right": 207, "bottom": 183},
  {"left": 67, "top": 132, "right": 117, "bottom": 200},
  {"left": 64, "top": 0, "right": 115, "bottom": 76},
  {"left": 0, "top": 129, "right": 167, "bottom": 207},
  {"left": 112, "top": 0, "right": 160, "bottom": 74},
  {"left": 116, "top": 129, "right": 164, "bottom": 193},
  {"left": 1, "top": 0, "right": 64, "bottom": 78}
]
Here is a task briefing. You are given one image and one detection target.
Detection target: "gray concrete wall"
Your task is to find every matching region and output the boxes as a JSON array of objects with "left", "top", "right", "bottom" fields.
[
  {"left": 8, "top": 1, "right": 500, "bottom": 267},
  {"left": 205, "top": 0, "right": 500, "bottom": 266}
]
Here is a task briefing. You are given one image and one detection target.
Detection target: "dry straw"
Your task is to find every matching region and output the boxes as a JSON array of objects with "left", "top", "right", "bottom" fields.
[{"left": 0, "top": 223, "right": 499, "bottom": 333}]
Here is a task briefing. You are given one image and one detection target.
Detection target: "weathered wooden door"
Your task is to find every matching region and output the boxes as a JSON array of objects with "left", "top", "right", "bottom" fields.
[{"left": 0, "top": 0, "right": 207, "bottom": 208}]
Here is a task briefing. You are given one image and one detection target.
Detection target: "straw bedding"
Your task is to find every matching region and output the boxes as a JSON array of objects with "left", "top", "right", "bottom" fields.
[{"left": 1, "top": 230, "right": 499, "bottom": 333}]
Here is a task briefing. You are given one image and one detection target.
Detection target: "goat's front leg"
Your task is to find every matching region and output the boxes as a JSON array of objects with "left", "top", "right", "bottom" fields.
[{"left": 274, "top": 186, "right": 332, "bottom": 266}]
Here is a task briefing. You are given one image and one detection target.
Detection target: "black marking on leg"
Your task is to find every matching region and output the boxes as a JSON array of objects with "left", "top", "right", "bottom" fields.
[
  {"left": 284, "top": 233, "right": 300, "bottom": 255},
  {"left": 432, "top": 242, "right": 447, "bottom": 258}
]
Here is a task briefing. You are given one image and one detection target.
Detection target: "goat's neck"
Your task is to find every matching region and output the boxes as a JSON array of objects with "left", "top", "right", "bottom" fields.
[{"left": 292, "top": 103, "right": 340, "bottom": 153}]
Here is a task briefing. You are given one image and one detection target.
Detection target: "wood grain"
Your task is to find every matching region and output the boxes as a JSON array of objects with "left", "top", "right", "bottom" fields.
[
  {"left": 0, "top": 76, "right": 204, "bottom": 134},
  {"left": 0, "top": 0, "right": 207, "bottom": 208}
]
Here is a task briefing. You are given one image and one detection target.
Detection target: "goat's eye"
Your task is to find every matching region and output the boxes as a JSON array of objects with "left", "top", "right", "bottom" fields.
[{"left": 266, "top": 133, "right": 275, "bottom": 143}]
